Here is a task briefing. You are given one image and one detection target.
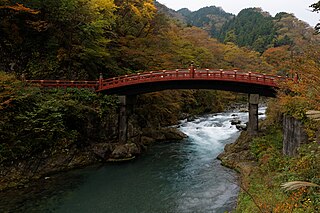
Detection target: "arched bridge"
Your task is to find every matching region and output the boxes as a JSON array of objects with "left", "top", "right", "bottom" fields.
[
  {"left": 26, "top": 68, "right": 285, "bottom": 98},
  {"left": 26, "top": 67, "right": 289, "bottom": 142}
]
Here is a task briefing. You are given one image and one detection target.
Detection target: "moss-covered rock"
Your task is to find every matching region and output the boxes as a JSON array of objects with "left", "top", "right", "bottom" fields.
[{"left": 217, "top": 131, "right": 256, "bottom": 176}]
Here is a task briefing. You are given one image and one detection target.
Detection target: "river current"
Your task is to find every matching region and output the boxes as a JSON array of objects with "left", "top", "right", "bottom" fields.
[{"left": 0, "top": 108, "right": 265, "bottom": 213}]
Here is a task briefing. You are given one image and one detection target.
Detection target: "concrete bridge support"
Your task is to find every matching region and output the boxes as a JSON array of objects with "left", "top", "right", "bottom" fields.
[
  {"left": 248, "top": 94, "right": 259, "bottom": 135},
  {"left": 118, "top": 95, "right": 136, "bottom": 143}
]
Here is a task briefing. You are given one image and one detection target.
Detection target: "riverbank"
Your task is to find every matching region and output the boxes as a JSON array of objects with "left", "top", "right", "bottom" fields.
[
  {"left": 0, "top": 126, "right": 187, "bottom": 191},
  {"left": 218, "top": 118, "right": 320, "bottom": 212}
]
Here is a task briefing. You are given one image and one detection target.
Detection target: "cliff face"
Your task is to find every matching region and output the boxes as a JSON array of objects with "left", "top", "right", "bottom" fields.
[{"left": 282, "top": 115, "right": 308, "bottom": 156}]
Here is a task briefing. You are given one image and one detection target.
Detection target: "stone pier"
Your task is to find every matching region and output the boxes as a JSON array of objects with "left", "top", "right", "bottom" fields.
[
  {"left": 118, "top": 95, "right": 136, "bottom": 143},
  {"left": 248, "top": 94, "right": 259, "bottom": 135}
]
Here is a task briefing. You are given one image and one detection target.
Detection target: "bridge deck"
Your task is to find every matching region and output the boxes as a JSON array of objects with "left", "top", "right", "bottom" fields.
[{"left": 26, "top": 69, "right": 285, "bottom": 97}]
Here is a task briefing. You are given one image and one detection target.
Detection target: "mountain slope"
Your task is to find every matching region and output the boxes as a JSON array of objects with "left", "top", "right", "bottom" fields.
[
  {"left": 179, "top": 6, "right": 234, "bottom": 37},
  {"left": 219, "top": 8, "right": 276, "bottom": 53}
]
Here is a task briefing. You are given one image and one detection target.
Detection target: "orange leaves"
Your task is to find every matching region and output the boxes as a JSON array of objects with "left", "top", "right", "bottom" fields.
[
  {"left": 273, "top": 187, "right": 314, "bottom": 213},
  {"left": 262, "top": 46, "right": 292, "bottom": 75},
  {"left": 0, "top": 3, "right": 40, "bottom": 15},
  {"left": 275, "top": 43, "right": 320, "bottom": 113}
]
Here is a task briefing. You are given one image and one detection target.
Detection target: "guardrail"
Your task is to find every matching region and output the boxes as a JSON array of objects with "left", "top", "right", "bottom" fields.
[
  {"left": 25, "top": 69, "right": 285, "bottom": 92},
  {"left": 26, "top": 80, "right": 99, "bottom": 89},
  {"left": 99, "top": 69, "right": 283, "bottom": 91}
]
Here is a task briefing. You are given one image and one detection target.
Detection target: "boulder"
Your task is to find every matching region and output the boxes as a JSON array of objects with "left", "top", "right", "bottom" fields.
[
  {"left": 141, "top": 136, "right": 156, "bottom": 145},
  {"left": 110, "top": 143, "right": 141, "bottom": 159},
  {"left": 110, "top": 145, "right": 128, "bottom": 159},
  {"left": 187, "top": 116, "right": 196, "bottom": 122},
  {"left": 142, "top": 127, "right": 187, "bottom": 142},
  {"left": 236, "top": 123, "right": 247, "bottom": 131},
  {"left": 230, "top": 119, "right": 241, "bottom": 125},
  {"left": 239, "top": 108, "right": 249, "bottom": 112},
  {"left": 142, "top": 128, "right": 166, "bottom": 141},
  {"left": 163, "top": 128, "right": 188, "bottom": 141},
  {"left": 92, "top": 143, "right": 113, "bottom": 159},
  {"left": 126, "top": 143, "right": 140, "bottom": 155},
  {"left": 217, "top": 131, "right": 255, "bottom": 169}
]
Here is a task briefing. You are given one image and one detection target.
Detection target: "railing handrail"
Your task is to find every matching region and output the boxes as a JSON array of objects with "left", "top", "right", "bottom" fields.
[
  {"left": 100, "top": 69, "right": 284, "bottom": 90},
  {"left": 25, "top": 69, "right": 287, "bottom": 92}
]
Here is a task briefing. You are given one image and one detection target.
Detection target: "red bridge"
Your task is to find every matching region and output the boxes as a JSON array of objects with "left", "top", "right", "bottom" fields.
[
  {"left": 26, "top": 66, "right": 289, "bottom": 140},
  {"left": 26, "top": 67, "right": 285, "bottom": 97}
]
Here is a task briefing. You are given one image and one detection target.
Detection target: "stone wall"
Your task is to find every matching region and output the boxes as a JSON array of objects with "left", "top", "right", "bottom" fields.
[{"left": 282, "top": 115, "right": 308, "bottom": 156}]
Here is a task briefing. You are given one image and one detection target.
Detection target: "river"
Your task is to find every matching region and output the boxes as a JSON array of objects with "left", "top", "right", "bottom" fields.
[{"left": 0, "top": 108, "right": 265, "bottom": 213}]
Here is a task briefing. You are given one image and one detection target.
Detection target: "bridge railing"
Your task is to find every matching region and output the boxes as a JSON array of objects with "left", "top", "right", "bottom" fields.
[
  {"left": 100, "top": 69, "right": 189, "bottom": 88},
  {"left": 26, "top": 80, "right": 99, "bottom": 89},
  {"left": 194, "top": 69, "right": 282, "bottom": 84},
  {"left": 25, "top": 69, "right": 286, "bottom": 91},
  {"left": 100, "top": 69, "right": 283, "bottom": 90}
]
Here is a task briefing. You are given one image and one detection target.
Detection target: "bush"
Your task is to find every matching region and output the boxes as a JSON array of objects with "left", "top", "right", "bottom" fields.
[
  {"left": 0, "top": 73, "right": 118, "bottom": 164},
  {"left": 237, "top": 122, "right": 320, "bottom": 212}
]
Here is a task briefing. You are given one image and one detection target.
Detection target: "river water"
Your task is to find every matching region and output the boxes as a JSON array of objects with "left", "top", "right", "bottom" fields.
[{"left": 0, "top": 109, "right": 265, "bottom": 213}]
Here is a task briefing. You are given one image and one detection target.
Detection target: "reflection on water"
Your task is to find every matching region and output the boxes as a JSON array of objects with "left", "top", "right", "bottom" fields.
[{"left": 0, "top": 108, "right": 266, "bottom": 213}]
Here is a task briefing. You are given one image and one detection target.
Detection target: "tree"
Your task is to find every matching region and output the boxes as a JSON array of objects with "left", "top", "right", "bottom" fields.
[
  {"left": 311, "top": 1, "right": 320, "bottom": 32},
  {"left": 0, "top": 0, "right": 116, "bottom": 79},
  {"left": 114, "top": 0, "right": 157, "bottom": 37},
  {"left": 219, "top": 8, "right": 276, "bottom": 53},
  {"left": 262, "top": 46, "right": 292, "bottom": 75}
]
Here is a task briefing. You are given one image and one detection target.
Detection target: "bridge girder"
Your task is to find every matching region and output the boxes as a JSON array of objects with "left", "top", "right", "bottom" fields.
[{"left": 99, "top": 79, "right": 277, "bottom": 97}]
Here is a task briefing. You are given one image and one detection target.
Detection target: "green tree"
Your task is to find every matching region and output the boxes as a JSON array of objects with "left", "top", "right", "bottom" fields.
[
  {"left": 219, "top": 8, "right": 276, "bottom": 53},
  {"left": 224, "top": 30, "right": 236, "bottom": 43},
  {"left": 311, "top": 1, "right": 320, "bottom": 32},
  {"left": 0, "top": 0, "right": 116, "bottom": 79},
  {"left": 114, "top": 0, "right": 157, "bottom": 37}
]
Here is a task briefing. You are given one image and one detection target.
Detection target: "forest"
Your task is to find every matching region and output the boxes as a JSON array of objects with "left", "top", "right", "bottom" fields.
[{"left": 0, "top": 0, "right": 320, "bottom": 212}]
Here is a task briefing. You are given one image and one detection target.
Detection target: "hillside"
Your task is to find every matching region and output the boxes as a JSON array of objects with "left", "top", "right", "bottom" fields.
[
  {"left": 219, "top": 8, "right": 276, "bottom": 53},
  {"left": 154, "top": 1, "right": 186, "bottom": 23},
  {"left": 154, "top": 1, "right": 234, "bottom": 37},
  {"left": 155, "top": 2, "right": 320, "bottom": 55},
  {"left": 178, "top": 6, "right": 234, "bottom": 37}
]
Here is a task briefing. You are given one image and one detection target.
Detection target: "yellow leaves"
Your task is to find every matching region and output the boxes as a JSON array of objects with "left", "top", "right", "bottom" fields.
[
  {"left": 130, "top": 4, "right": 141, "bottom": 17},
  {"left": 277, "top": 46, "right": 320, "bottom": 113},
  {"left": 128, "top": 0, "right": 156, "bottom": 20},
  {"left": 118, "top": 0, "right": 156, "bottom": 20},
  {"left": 90, "top": 0, "right": 114, "bottom": 8},
  {"left": 142, "top": 2, "right": 156, "bottom": 19},
  {"left": 0, "top": 3, "right": 40, "bottom": 15},
  {"left": 90, "top": 0, "right": 116, "bottom": 13}
]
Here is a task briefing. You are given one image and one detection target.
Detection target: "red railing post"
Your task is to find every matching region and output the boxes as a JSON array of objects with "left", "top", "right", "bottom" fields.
[
  {"left": 21, "top": 74, "right": 26, "bottom": 82},
  {"left": 263, "top": 74, "right": 266, "bottom": 83},
  {"left": 190, "top": 61, "right": 195, "bottom": 78},
  {"left": 99, "top": 73, "right": 103, "bottom": 90},
  {"left": 220, "top": 69, "right": 223, "bottom": 78}
]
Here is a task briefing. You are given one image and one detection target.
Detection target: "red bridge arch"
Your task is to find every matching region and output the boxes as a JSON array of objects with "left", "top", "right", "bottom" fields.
[{"left": 26, "top": 68, "right": 285, "bottom": 97}]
